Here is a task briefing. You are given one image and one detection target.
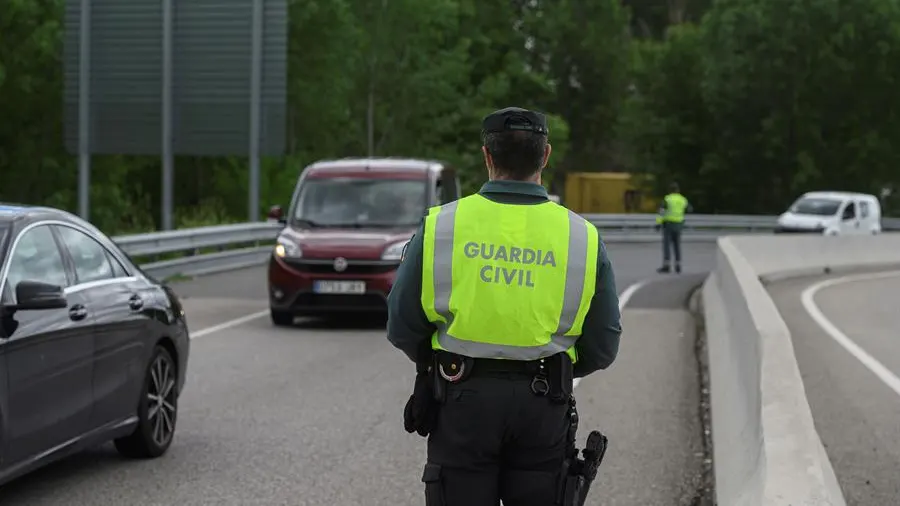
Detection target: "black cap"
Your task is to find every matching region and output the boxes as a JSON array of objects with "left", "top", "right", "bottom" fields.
[{"left": 482, "top": 107, "right": 549, "bottom": 136}]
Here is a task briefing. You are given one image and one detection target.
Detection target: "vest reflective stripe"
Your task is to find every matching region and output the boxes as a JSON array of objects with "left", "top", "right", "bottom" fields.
[
  {"left": 421, "top": 195, "right": 599, "bottom": 362},
  {"left": 659, "top": 193, "right": 688, "bottom": 223}
]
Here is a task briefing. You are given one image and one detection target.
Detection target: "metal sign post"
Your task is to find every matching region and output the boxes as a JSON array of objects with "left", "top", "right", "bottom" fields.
[
  {"left": 77, "top": 0, "right": 92, "bottom": 221},
  {"left": 161, "top": 0, "right": 174, "bottom": 230},
  {"left": 65, "top": 0, "right": 286, "bottom": 229},
  {"left": 248, "top": 0, "right": 263, "bottom": 222}
]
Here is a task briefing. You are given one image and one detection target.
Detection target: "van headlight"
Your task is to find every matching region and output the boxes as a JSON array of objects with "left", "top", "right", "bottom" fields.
[
  {"left": 274, "top": 236, "right": 302, "bottom": 258},
  {"left": 382, "top": 240, "right": 409, "bottom": 261}
]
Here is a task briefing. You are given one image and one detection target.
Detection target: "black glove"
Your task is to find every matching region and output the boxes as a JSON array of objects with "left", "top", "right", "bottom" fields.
[
  {"left": 403, "top": 369, "right": 438, "bottom": 437},
  {"left": 654, "top": 224, "right": 661, "bottom": 232}
]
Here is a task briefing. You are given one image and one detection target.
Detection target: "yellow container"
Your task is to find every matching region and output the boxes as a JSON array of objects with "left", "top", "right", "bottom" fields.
[{"left": 564, "top": 172, "right": 657, "bottom": 213}]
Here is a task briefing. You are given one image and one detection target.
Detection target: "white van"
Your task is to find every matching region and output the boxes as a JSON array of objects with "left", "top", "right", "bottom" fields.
[{"left": 776, "top": 191, "right": 882, "bottom": 236}]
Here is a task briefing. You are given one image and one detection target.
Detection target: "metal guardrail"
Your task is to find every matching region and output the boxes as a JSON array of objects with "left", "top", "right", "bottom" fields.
[
  {"left": 114, "top": 215, "right": 900, "bottom": 279},
  {"left": 585, "top": 213, "right": 900, "bottom": 232},
  {"left": 114, "top": 222, "right": 283, "bottom": 256},
  {"left": 585, "top": 213, "right": 777, "bottom": 231},
  {"left": 112, "top": 222, "right": 282, "bottom": 280}
]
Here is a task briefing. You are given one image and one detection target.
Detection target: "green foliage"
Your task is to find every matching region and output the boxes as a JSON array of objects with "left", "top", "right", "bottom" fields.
[
  {"left": 2, "top": 0, "right": 603, "bottom": 231},
  {"left": 619, "top": 0, "right": 900, "bottom": 213},
  {"left": 619, "top": 24, "right": 713, "bottom": 201},
  {"left": 5, "top": 0, "right": 900, "bottom": 224}
]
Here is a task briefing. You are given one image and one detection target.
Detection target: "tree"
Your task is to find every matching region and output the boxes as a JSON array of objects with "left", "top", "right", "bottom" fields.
[
  {"left": 623, "top": 0, "right": 712, "bottom": 38},
  {"left": 9, "top": 0, "right": 900, "bottom": 224},
  {"left": 619, "top": 24, "right": 713, "bottom": 206},
  {"left": 525, "top": 0, "right": 632, "bottom": 173},
  {"left": 700, "top": 0, "right": 900, "bottom": 213}
]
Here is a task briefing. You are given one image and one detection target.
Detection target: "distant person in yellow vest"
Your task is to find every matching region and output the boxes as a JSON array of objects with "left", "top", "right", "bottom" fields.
[
  {"left": 655, "top": 183, "right": 692, "bottom": 274},
  {"left": 387, "top": 107, "right": 622, "bottom": 506}
]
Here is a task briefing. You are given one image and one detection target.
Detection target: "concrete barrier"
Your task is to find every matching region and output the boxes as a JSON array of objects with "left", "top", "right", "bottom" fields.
[{"left": 703, "top": 234, "right": 900, "bottom": 506}]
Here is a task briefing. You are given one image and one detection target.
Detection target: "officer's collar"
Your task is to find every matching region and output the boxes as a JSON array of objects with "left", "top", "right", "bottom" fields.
[{"left": 479, "top": 180, "right": 549, "bottom": 198}]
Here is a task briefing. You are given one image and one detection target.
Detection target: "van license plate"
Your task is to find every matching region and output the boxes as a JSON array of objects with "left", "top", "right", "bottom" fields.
[{"left": 313, "top": 281, "right": 366, "bottom": 295}]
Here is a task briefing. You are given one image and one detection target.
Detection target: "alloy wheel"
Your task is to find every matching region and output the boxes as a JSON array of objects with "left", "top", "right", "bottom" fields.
[{"left": 146, "top": 355, "right": 177, "bottom": 447}]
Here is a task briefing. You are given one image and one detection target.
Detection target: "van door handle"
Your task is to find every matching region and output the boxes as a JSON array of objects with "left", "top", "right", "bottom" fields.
[
  {"left": 69, "top": 304, "right": 88, "bottom": 321},
  {"left": 128, "top": 294, "right": 144, "bottom": 311}
]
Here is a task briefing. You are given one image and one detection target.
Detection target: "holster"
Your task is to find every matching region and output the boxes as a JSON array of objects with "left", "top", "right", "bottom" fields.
[
  {"left": 556, "top": 398, "right": 609, "bottom": 506},
  {"left": 403, "top": 355, "right": 440, "bottom": 437}
]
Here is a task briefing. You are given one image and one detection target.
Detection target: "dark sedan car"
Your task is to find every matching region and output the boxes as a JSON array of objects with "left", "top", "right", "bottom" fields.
[{"left": 0, "top": 204, "right": 190, "bottom": 486}]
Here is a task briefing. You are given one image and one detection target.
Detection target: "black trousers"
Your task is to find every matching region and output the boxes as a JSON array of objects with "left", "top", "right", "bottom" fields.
[{"left": 423, "top": 373, "right": 570, "bottom": 506}]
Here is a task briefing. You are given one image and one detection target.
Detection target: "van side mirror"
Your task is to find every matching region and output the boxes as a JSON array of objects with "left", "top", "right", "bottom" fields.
[
  {"left": 268, "top": 205, "right": 286, "bottom": 224},
  {"left": 841, "top": 208, "right": 854, "bottom": 221}
]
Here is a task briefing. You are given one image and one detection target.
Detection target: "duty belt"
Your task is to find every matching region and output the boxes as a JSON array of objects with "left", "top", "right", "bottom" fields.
[{"left": 435, "top": 352, "right": 572, "bottom": 402}]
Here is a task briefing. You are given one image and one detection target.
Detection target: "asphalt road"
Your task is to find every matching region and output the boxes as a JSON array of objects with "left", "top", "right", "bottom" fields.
[
  {"left": 768, "top": 271, "right": 900, "bottom": 506},
  {"left": 0, "top": 242, "right": 717, "bottom": 506}
]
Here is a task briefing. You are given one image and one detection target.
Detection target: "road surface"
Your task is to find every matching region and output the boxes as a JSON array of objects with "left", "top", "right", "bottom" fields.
[
  {"left": 768, "top": 270, "right": 900, "bottom": 506},
  {"left": 0, "top": 242, "right": 717, "bottom": 505}
]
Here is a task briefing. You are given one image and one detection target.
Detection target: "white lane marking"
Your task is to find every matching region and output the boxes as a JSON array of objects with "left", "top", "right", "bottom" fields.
[
  {"left": 190, "top": 309, "right": 269, "bottom": 339},
  {"left": 800, "top": 270, "right": 900, "bottom": 398},
  {"left": 573, "top": 280, "right": 648, "bottom": 389},
  {"left": 616, "top": 281, "right": 647, "bottom": 313}
]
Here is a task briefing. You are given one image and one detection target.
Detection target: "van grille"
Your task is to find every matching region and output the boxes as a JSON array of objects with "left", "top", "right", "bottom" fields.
[{"left": 283, "top": 258, "right": 399, "bottom": 275}]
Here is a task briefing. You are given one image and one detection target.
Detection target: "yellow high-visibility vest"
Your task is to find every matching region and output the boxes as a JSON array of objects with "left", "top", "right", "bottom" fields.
[
  {"left": 656, "top": 193, "right": 688, "bottom": 224},
  {"left": 420, "top": 194, "right": 599, "bottom": 363}
]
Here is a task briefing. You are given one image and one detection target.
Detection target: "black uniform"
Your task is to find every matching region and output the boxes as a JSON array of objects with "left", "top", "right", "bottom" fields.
[{"left": 386, "top": 110, "right": 622, "bottom": 506}]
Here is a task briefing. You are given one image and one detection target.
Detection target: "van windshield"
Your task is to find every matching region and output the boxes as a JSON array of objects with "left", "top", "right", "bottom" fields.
[
  {"left": 292, "top": 178, "right": 428, "bottom": 228},
  {"left": 789, "top": 197, "right": 842, "bottom": 216}
]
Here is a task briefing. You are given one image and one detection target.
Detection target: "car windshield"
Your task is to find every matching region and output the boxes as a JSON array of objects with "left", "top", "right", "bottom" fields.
[
  {"left": 789, "top": 197, "right": 842, "bottom": 216},
  {"left": 292, "top": 178, "right": 428, "bottom": 228}
]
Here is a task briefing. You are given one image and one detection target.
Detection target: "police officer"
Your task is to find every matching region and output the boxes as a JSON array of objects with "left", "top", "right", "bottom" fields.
[
  {"left": 387, "top": 107, "right": 623, "bottom": 506},
  {"left": 655, "top": 183, "right": 692, "bottom": 274}
]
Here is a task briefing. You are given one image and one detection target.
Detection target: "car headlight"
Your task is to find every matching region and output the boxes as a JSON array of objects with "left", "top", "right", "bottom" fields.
[
  {"left": 382, "top": 240, "right": 409, "bottom": 261},
  {"left": 274, "top": 236, "right": 302, "bottom": 258}
]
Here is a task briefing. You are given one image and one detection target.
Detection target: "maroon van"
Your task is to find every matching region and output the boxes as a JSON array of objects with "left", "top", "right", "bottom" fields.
[{"left": 266, "top": 158, "right": 461, "bottom": 325}]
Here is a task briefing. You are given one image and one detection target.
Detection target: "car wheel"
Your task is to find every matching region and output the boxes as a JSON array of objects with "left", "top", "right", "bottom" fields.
[
  {"left": 114, "top": 345, "right": 178, "bottom": 459},
  {"left": 270, "top": 308, "right": 294, "bottom": 326}
]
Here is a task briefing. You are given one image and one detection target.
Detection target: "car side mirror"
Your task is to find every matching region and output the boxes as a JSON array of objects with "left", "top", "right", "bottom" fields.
[
  {"left": 268, "top": 205, "right": 286, "bottom": 225},
  {"left": 842, "top": 211, "right": 854, "bottom": 221},
  {"left": 10, "top": 280, "right": 68, "bottom": 311}
]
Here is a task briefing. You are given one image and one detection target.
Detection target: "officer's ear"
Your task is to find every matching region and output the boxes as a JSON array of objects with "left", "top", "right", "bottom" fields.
[
  {"left": 541, "top": 143, "right": 552, "bottom": 169},
  {"left": 482, "top": 146, "right": 494, "bottom": 171}
]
